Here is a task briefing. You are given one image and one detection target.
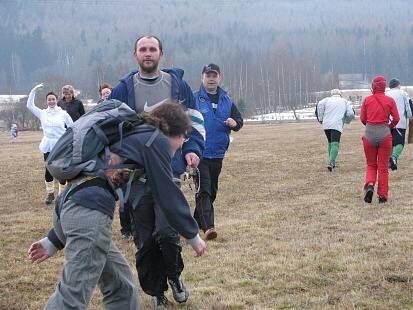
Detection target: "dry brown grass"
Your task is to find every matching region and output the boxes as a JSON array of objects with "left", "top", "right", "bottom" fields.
[{"left": 1, "top": 122, "right": 413, "bottom": 310}]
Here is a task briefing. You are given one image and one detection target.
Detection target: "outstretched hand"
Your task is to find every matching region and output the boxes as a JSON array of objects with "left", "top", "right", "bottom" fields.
[
  {"left": 31, "top": 83, "right": 44, "bottom": 92},
  {"left": 28, "top": 241, "right": 50, "bottom": 264}
]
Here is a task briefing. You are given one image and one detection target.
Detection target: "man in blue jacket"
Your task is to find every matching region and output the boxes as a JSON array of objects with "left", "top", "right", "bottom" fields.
[
  {"left": 110, "top": 35, "right": 205, "bottom": 307},
  {"left": 194, "top": 64, "right": 243, "bottom": 240}
]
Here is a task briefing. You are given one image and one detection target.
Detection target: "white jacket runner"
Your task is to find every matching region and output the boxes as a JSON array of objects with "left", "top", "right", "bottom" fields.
[
  {"left": 316, "top": 95, "right": 355, "bottom": 132},
  {"left": 27, "top": 90, "right": 73, "bottom": 153},
  {"left": 385, "top": 88, "right": 412, "bottom": 129}
]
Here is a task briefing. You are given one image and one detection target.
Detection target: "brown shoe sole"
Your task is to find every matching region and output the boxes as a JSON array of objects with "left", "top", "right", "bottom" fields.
[{"left": 205, "top": 229, "right": 217, "bottom": 240}]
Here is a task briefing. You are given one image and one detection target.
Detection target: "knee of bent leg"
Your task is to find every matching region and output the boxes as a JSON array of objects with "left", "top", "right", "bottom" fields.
[{"left": 118, "top": 265, "right": 138, "bottom": 296}]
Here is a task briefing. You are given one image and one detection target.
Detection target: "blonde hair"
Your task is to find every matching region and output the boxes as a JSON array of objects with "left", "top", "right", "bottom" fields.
[
  {"left": 62, "top": 85, "right": 75, "bottom": 96},
  {"left": 330, "top": 89, "right": 342, "bottom": 96}
]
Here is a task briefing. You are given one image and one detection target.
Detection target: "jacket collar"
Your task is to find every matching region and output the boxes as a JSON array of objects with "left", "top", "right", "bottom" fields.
[
  {"left": 46, "top": 105, "right": 62, "bottom": 113},
  {"left": 198, "top": 84, "right": 226, "bottom": 98}
]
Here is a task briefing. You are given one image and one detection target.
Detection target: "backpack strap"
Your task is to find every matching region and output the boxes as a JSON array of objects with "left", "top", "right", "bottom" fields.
[
  {"left": 117, "top": 169, "right": 140, "bottom": 213},
  {"left": 372, "top": 95, "right": 390, "bottom": 123},
  {"left": 145, "top": 129, "right": 160, "bottom": 147},
  {"left": 118, "top": 121, "right": 125, "bottom": 148}
]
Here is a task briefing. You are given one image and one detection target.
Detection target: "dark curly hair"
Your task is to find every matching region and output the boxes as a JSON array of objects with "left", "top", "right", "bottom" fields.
[{"left": 139, "top": 101, "right": 191, "bottom": 137}]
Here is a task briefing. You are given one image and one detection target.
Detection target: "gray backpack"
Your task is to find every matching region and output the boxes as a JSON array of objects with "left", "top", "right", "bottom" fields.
[{"left": 46, "top": 99, "right": 149, "bottom": 182}]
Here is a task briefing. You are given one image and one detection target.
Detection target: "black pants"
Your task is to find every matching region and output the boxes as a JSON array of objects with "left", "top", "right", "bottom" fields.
[
  {"left": 324, "top": 129, "right": 341, "bottom": 143},
  {"left": 194, "top": 158, "right": 223, "bottom": 231},
  {"left": 43, "top": 153, "right": 54, "bottom": 182},
  {"left": 391, "top": 128, "right": 406, "bottom": 146},
  {"left": 131, "top": 191, "right": 183, "bottom": 295},
  {"left": 119, "top": 202, "right": 133, "bottom": 235}
]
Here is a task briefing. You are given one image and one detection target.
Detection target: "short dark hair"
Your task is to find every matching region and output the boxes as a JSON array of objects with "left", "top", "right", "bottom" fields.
[
  {"left": 140, "top": 101, "right": 191, "bottom": 137},
  {"left": 134, "top": 35, "right": 163, "bottom": 53},
  {"left": 46, "top": 92, "right": 58, "bottom": 99},
  {"left": 99, "top": 83, "right": 113, "bottom": 94}
]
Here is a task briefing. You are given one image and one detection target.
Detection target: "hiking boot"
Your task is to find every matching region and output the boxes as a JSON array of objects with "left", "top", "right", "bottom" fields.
[
  {"left": 44, "top": 192, "right": 55, "bottom": 205},
  {"left": 363, "top": 185, "right": 374, "bottom": 203},
  {"left": 205, "top": 228, "right": 218, "bottom": 240},
  {"left": 327, "top": 163, "right": 335, "bottom": 172},
  {"left": 378, "top": 196, "right": 387, "bottom": 203},
  {"left": 168, "top": 276, "right": 189, "bottom": 303},
  {"left": 153, "top": 294, "right": 169, "bottom": 309},
  {"left": 389, "top": 157, "right": 397, "bottom": 171}
]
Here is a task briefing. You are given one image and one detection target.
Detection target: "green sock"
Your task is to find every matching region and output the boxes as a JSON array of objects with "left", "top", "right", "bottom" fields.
[
  {"left": 392, "top": 144, "right": 404, "bottom": 160},
  {"left": 329, "top": 142, "right": 340, "bottom": 165}
]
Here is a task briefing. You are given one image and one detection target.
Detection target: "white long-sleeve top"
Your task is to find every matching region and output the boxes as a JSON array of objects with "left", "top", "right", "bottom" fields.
[
  {"left": 27, "top": 90, "right": 73, "bottom": 153},
  {"left": 385, "top": 88, "right": 412, "bottom": 129},
  {"left": 316, "top": 95, "right": 355, "bottom": 132}
]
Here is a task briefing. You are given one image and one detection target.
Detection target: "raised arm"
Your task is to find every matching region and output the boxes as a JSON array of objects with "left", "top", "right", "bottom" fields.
[{"left": 26, "top": 83, "right": 44, "bottom": 119}]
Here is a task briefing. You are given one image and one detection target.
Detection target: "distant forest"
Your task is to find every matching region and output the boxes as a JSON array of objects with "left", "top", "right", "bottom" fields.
[{"left": 1, "top": 0, "right": 413, "bottom": 115}]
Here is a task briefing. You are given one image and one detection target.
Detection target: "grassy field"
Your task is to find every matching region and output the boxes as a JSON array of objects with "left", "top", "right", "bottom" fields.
[{"left": 1, "top": 122, "right": 413, "bottom": 310}]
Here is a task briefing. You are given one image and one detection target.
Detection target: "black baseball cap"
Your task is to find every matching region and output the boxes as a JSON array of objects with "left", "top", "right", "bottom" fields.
[{"left": 202, "top": 63, "right": 220, "bottom": 75}]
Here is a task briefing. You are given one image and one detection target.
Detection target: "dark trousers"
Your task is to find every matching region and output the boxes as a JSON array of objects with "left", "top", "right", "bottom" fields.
[
  {"left": 194, "top": 158, "right": 223, "bottom": 231},
  {"left": 131, "top": 192, "right": 183, "bottom": 295},
  {"left": 391, "top": 128, "right": 406, "bottom": 146},
  {"left": 119, "top": 202, "right": 133, "bottom": 235},
  {"left": 324, "top": 129, "right": 341, "bottom": 143},
  {"left": 43, "top": 153, "right": 54, "bottom": 182}
]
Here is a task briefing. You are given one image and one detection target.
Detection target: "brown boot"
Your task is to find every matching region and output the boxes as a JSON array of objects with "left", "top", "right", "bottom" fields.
[
  {"left": 44, "top": 192, "right": 55, "bottom": 205},
  {"left": 205, "top": 228, "right": 218, "bottom": 240}
]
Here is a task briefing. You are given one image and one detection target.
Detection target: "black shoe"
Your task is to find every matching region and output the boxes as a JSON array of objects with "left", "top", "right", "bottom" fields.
[
  {"left": 364, "top": 185, "right": 374, "bottom": 203},
  {"left": 378, "top": 196, "right": 387, "bottom": 203},
  {"left": 327, "top": 163, "right": 335, "bottom": 172},
  {"left": 153, "top": 294, "right": 169, "bottom": 309},
  {"left": 389, "top": 157, "right": 397, "bottom": 171},
  {"left": 168, "top": 276, "right": 189, "bottom": 303}
]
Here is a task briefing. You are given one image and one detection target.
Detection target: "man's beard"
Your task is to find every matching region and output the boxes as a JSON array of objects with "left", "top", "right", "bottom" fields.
[{"left": 139, "top": 59, "right": 159, "bottom": 74}]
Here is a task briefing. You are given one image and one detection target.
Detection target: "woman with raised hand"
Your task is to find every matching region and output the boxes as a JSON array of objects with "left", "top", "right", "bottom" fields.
[
  {"left": 26, "top": 83, "right": 73, "bottom": 204},
  {"left": 360, "top": 76, "right": 400, "bottom": 204}
]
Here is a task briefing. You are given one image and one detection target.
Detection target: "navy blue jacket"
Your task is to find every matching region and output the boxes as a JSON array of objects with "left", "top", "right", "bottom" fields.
[
  {"left": 110, "top": 68, "right": 205, "bottom": 175},
  {"left": 195, "top": 85, "right": 243, "bottom": 158}
]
